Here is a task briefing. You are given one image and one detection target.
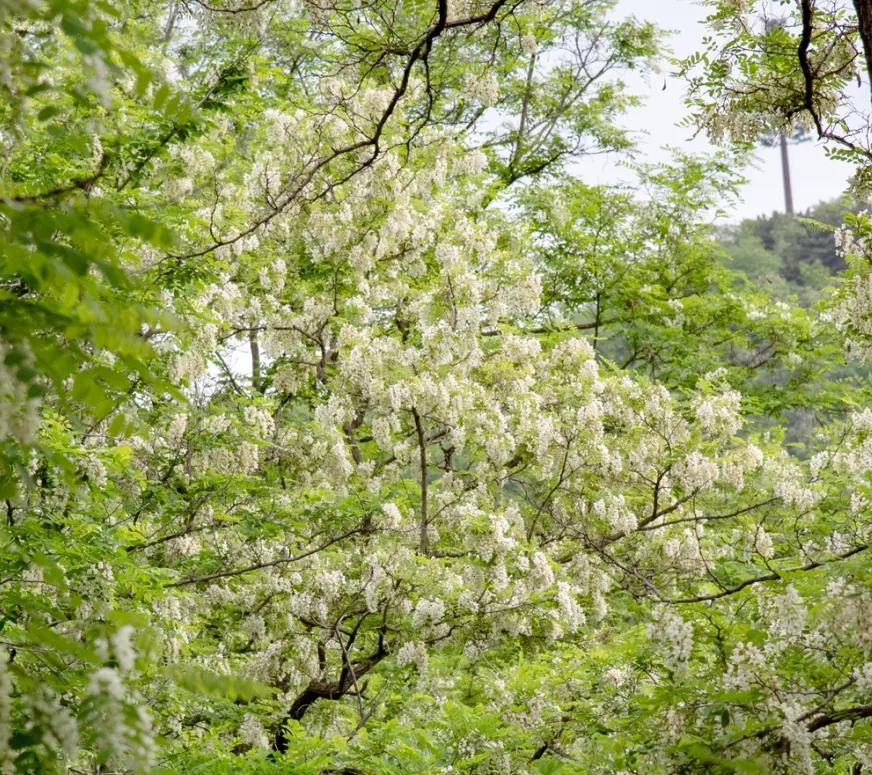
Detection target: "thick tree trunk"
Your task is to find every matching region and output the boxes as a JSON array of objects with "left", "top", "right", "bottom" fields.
[
  {"left": 272, "top": 648, "right": 386, "bottom": 753},
  {"left": 853, "top": 0, "right": 872, "bottom": 100}
]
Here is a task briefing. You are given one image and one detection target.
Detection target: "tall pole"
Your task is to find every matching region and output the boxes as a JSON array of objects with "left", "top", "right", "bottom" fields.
[{"left": 779, "top": 133, "right": 794, "bottom": 214}]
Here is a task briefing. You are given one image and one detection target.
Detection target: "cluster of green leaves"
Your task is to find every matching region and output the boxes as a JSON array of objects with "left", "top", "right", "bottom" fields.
[
  {"left": 519, "top": 159, "right": 853, "bottom": 423},
  {"left": 0, "top": 0, "right": 196, "bottom": 496}
]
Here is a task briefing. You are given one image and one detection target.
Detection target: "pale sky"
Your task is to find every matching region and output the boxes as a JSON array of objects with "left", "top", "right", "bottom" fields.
[{"left": 579, "top": 0, "right": 856, "bottom": 222}]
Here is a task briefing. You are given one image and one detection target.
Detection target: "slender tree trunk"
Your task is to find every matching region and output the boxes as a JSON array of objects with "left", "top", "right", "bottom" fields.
[
  {"left": 853, "top": 0, "right": 872, "bottom": 99},
  {"left": 411, "top": 408, "right": 429, "bottom": 555},
  {"left": 779, "top": 133, "right": 794, "bottom": 214},
  {"left": 162, "top": 2, "right": 178, "bottom": 47},
  {"left": 249, "top": 330, "right": 261, "bottom": 391},
  {"left": 592, "top": 291, "right": 601, "bottom": 353}
]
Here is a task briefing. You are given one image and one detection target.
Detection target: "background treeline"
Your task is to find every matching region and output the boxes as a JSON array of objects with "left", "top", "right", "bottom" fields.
[{"left": 719, "top": 199, "right": 858, "bottom": 306}]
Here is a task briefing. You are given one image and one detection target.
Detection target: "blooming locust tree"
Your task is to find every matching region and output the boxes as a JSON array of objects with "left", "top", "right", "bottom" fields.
[{"left": 0, "top": 0, "right": 870, "bottom": 773}]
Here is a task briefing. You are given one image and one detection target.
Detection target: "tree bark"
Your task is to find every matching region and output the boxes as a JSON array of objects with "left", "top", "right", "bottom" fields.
[
  {"left": 412, "top": 408, "right": 430, "bottom": 555},
  {"left": 853, "top": 0, "right": 872, "bottom": 100},
  {"left": 272, "top": 649, "right": 386, "bottom": 753},
  {"left": 807, "top": 703, "right": 872, "bottom": 731},
  {"left": 249, "top": 330, "right": 261, "bottom": 392}
]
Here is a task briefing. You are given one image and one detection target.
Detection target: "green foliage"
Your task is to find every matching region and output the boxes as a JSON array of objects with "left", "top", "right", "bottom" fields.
[
  {"left": 718, "top": 199, "right": 860, "bottom": 302},
  {"left": 1, "top": 1, "right": 870, "bottom": 774}
]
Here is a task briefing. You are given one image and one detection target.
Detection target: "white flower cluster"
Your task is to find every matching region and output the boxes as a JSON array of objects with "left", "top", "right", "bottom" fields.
[
  {"left": 243, "top": 405, "right": 275, "bottom": 439},
  {"left": 412, "top": 598, "right": 446, "bottom": 632},
  {"left": 528, "top": 551, "right": 555, "bottom": 592},
  {"left": 166, "top": 412, "right": 187, "bottom": 443},
  {"left": 764, "top": 585, "right": 806, "bottom": 642},
  {"left": 464, "top": 72, "right": 500, "bottom": 106},
  {"left": 825, "top": 578, "right": 872, "bottom": 650},
  {"left": 110, "top": 625, "right": 137, "bottom": 672},
  {"left": 26, "top": 689, "right": 79, "bottom": 760},
  {"left": 674, "top": 451, "right": 719, "bottom": 492},
  {"left": 592, "top": 495, "right": 637, "bottom": 535},
  {"left": 778, "top": 701, "right": 815, "bottom": 775},
  {"left": 829, "top": 215, "right": 872, "bottom": 360},
  {"left": 239, "top": 713, "right": 269, "bottom": 749},
  {"left": 771, "top": 465, "right": 818, "bottom": 511},
  {"left": 381, "top": 502, "right": 404, "bottom": 529},
  {"left": 396, "top": 641, "right": 428, "bottom": 672},
  {"left": 694, "top": 388, "right": 742, "bottom": 437},
  {"left": 753, "top": 527, "right": 775, "bottom": 559},
  {"left": 723, "top": 641, "right": 766, "bottom": 691},
  {"left": 650, "top": 610, "right": 693, "bottom": 675},
  {"left": 85, "top": 667, "right": 154, "bottom": 770},
  {"left": 555, "top": 581, "right": 586, "bottom": 633},
  {"left": 854, "top": 662, "right": 872, "bottom": 692}
]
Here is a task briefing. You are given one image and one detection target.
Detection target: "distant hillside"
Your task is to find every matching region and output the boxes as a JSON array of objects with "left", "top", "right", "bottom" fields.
[{"left": 718, "top": 199, "right": 860, "bottom": 305}]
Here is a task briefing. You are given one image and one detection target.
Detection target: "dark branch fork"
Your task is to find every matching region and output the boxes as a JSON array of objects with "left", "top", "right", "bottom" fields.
[{"left": 793, "top": 0, "right": 872, "bottom": 159}]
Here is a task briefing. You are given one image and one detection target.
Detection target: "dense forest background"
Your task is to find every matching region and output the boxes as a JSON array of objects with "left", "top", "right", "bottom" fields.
[{"left": 720, "top": 200, "right": 853, "bottom": 305}]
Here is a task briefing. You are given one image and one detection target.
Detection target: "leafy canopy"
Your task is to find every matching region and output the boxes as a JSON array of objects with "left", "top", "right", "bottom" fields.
[{"left": 1, "top": 1, "right": 871, "bottom": 774}]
